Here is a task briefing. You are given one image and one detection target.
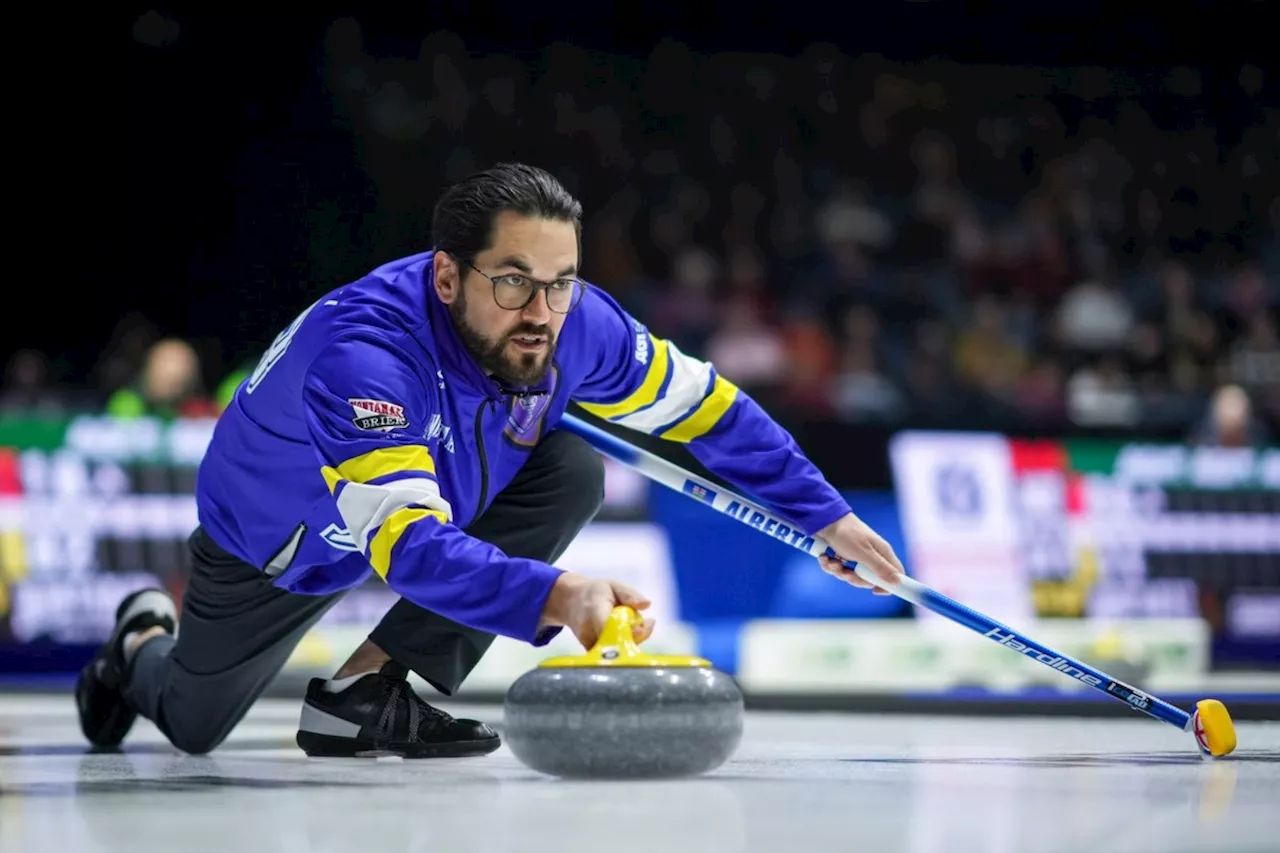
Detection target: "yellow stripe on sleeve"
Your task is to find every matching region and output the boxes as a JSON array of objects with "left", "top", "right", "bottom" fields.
[
  {"left": 368, "top": 506, "right": 448, "bottom": 579},
  {"left": 320, "top": 444, "right": 437, "bottom": 494},
  {"left": 659, "top": 375, "right": 739, "bottom": 443},
  {"left": 577, "top": 337, "right": 671, "bottom": 420}
]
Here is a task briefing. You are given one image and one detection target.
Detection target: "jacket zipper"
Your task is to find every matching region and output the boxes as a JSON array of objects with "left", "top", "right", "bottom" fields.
[
  {"left": 472, "top": 398, "right": 494, "bottom": 525},
  {"left": 547, "top": 365, "right": 563, "bottom": 415},
  {"left": 471, "top": 363, "right": 558, "bottom": 526}
]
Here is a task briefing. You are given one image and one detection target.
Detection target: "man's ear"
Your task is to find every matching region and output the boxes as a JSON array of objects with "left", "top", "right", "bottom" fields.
[{"left": 432, "top": 252, "right": 459, "bottom": 304}]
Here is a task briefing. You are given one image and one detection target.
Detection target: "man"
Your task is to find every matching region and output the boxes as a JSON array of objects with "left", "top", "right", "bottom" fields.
[{"left": 77, "top": 163, "right": 905, "bottom": 758}]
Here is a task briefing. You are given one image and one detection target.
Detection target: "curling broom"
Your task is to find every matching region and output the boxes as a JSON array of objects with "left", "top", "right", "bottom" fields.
[{"left": 558, "top": 413, "right": 1237, "bottom": 758}]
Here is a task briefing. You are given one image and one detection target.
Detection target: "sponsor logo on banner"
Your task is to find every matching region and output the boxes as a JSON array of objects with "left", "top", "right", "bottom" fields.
[
  {"left": 935, "top": 463, "right": 982, "bottom": 518},
  {"left": 888, "top": 431, "right": 1029, "bottom": 623},
  {"left": 348, "top": 398, "right": 408, "bottom": 432}
]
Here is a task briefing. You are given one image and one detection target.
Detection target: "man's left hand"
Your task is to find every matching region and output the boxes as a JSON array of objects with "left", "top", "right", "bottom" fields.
[{"left": 816, "top": 513, "right": 906, "bottom": 595}]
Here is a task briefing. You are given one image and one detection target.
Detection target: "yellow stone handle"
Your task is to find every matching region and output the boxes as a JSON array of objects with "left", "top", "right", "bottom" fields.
[
  {"left": 591, "top": 605, "right": 643, "bottom": 658},
  {"left": 536, "top": 605, "right": 712, "bottom": 669}
]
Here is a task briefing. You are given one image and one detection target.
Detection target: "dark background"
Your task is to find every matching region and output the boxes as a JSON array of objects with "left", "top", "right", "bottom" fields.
[{"left": 22, "top": 2, "right": 1275, "bottom": 384}]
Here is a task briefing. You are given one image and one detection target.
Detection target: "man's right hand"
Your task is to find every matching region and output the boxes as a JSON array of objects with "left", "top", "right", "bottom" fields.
[{"left": 540, "top": 572, "right": 655, "bottom": 650}]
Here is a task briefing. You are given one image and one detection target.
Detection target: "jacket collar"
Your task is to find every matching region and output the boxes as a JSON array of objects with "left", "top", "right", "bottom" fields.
[{"left": 420, "top": 252, "right": 556, "bottom": 401}]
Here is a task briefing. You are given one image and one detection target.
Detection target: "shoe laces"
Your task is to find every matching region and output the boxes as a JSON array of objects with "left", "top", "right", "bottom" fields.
[{"left": 372, "top": 676, "right": 456, "bottom": 747}]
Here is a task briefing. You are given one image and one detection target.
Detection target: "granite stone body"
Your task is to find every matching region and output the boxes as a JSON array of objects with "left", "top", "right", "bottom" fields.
[{"left": 503, "top": 666, "right": 745, "bottom": 779}]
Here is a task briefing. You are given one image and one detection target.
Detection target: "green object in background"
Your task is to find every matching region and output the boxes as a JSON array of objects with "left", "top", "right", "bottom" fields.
[
  {"left": 0, "top": 417, "right": 70, "bottom": 451},
  {"left": 105, "top": 387, "right": 184, "bottom": 421},
  {"left": 1061, "top": 438, "right": 1121, "bottom": 477},
  {"left": 105, "top": 387, "right": 148, "bottom": 419},
  {"left": 216, "top": 369, "right": 250, "bottom": 409}
]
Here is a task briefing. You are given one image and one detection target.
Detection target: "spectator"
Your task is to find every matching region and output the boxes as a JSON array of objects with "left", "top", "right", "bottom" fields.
[
  {"left": 1219, "top": 263, "right": 1273, "bottom": 331},
  {"left": 106, "top": 339, "right": 218, "bottom": 420},
  {"left": 587, "top": 207, "right": 657, "bottom": 322},
  {"left": 1067, "top": 357, "right": 1140, "bottom": 426},
  {"left": 777, "top": 309, "right": 838, "bottom": 414},
  {"left": 1226, "top": 315, "right": 1280, "bottom": 390},
  {"left": 1143, "top": 260, "right": 1205, "bottom": 345},
  {"left": 953, "top": 295, "right": 1028, "bottom": 402},
  {"left": 704, "top": 297, "right": 786, "bottom": 393},
  {"left": 829, "top": 303, "right": 902, "bottom": 421},
  {"left": 1016, "top": 357, "right": 1066, "bottom": 424},
  {"left": 808, "top": 231, "right": 888, "bottom": 314},
  {"left": 1055, "top": 274, "right": 1135, "bottom": 353},
  {"left": 831, "top": 340, "right": 904, "bottom": 423},
  {"left": 91, "top": 312, "right": 160, "bottom": 398},
  {"left": 723, "top": 244, "right": 776, "bottom": 319},
  {"left": 1127, "top": 322, "right": 1168, "bottom": 389},
  {"left": 815, "top": 180, "right": 894, "bottom": 253},
  {"left": 649, "top": 245, "right": 721, "bottom": 355},
  {"left": 0, "top": 350, "right": 66, "bottom": 415},
  {"left": 1190, "top": 384, "right": 1271, "bottom": 447}
]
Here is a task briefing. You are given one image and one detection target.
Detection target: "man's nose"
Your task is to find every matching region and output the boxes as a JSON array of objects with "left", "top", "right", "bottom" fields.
[{"left": 520, "top": 288, "right": 553, "bottom": 324}]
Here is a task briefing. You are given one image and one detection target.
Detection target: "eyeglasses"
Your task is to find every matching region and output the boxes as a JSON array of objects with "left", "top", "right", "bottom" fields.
[{"left": 461, "top": 259, "right": 584, "bottom": 314}]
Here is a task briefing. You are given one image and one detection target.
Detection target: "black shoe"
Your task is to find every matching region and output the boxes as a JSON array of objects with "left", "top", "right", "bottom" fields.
[
  {"left": 75, "top": 589, "right": 177, "bottom": 749},
  {"left": 296, "top": 661, "right": 500, "bottom": 758}
]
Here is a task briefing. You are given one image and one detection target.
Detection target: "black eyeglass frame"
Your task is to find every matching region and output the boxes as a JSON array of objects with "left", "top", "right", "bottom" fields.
[{"left": 457, "top": 257, "right": 585, "bottom": 314}]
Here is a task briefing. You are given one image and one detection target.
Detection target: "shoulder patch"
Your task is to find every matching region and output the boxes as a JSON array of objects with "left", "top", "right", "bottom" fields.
[{"left": 348, "top": 398, "right": 408, "bottom": 432}]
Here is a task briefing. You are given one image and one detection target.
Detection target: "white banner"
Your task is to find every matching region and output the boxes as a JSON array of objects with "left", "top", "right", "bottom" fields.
[
  {"left": 889, "top": 431, "right": 1031, "bottom": 623},
  {"left": 736, "top": 618, "right": 1211, "bottom": 693}
]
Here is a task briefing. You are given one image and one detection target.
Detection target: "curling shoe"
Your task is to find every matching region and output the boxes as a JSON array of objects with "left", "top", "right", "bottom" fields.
[
  {"left": 296, "top": 661, "right": 500, "bottom": 758},
  {"left": 75, "top": 588, "right": 177, "bottom": 748}
]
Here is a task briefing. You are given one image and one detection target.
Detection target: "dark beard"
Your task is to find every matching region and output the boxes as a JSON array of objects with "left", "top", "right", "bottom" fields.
[{"left": 447, "top": 291, "right": 556, "bottom": 387}]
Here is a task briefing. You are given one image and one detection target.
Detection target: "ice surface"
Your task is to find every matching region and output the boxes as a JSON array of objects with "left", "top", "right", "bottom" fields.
[{"left": 1, "top": 695, "right": 1277, "bottom": 853}]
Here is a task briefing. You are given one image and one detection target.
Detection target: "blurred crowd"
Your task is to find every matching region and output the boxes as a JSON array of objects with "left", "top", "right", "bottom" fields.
[{"left": 5, "top": 21, "right": 1278, "bottom": 444}]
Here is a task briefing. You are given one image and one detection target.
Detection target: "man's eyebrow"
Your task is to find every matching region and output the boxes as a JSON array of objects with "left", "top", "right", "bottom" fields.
[
  {"left": 493, "top": 256, "right": 533, "bottom": 274},
  {"left": 493, "top": 257, "right": 577, "bottom": 278}
]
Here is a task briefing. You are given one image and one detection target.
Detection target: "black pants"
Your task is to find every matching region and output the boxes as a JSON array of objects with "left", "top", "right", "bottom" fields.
[{"left": 122, "top": 430, "right": 604, "bottom": 754}]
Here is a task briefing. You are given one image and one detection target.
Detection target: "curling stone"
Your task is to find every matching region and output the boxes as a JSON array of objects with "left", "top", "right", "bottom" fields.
[{"left": 503, "top": 606, "right": 744, "bottom": 779}]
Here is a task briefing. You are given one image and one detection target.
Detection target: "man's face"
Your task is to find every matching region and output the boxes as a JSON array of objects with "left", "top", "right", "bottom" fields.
[{"left": 435, "top": 211, "right": 578, "bottom": 387}]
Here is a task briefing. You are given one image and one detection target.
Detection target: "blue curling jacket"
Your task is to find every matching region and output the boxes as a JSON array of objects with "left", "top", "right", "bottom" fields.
[{"left": 196, "top": 251, "right": 850, "bottom": 645}]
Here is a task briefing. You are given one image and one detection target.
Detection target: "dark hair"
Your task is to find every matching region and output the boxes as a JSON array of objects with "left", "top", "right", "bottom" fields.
[{"left": 431, "top": 163, "right": 583, "bottom": 263}]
